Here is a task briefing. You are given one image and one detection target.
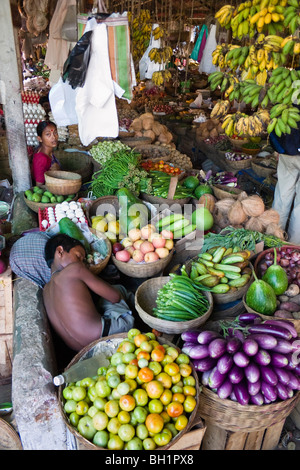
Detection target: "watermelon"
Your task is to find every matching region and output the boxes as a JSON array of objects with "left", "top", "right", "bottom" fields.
[{"left": 193, "top": 184, "right": 213, "bottom": 200}]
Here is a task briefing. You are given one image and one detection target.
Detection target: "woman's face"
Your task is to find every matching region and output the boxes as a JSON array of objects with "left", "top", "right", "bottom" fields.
[{"left": 39, "top": 124, "right": 58, "bottom": 149}]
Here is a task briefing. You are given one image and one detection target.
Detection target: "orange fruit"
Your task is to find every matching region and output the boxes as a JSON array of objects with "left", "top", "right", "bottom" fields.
[
  {"left": 164, "top": 362, "right": 180, "bottom": 376},
  {"left": 172, "top": 393, "right": 185, "bottom": 404},
  {"left": 151, "top": 348, "right": 165, "bottom": 362},
  {"left": 156, "top": 372, "right": 172, "bottom": 389},
  {"left": 138, "top": 367, "right": 154, "bottom": 383},
  {"left": 145, "top": 413, "right": 164, "bottom": 434},
  {"left": 160, "top": 389, "right": 173, "bottom": 406},
  {"left": 166, "top": 401, "right": 184, "bottom": 418},
  {"left": 179, "top": 363, "right": 192, "bottom": 377},
  {"left": 137, "top": 350, "right": 150, "bottom": 361}
]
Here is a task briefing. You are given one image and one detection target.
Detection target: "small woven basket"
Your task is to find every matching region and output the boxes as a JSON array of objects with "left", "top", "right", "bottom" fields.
[
  {"left": 58, "top": 332, "right": 200, "bottom": 450},
  {"left": 112, "top": 249, "right": 174, "bottom": 279},
  {"left": 135, "top": 276, "right": 213, "bottom": 334},
  {"left": 44, "top": 171, "right": 82, "bottom": 195},
  {"left": 225, "top": 157, "right": 252, "bottom": 171},
  {"left": 55, "top": 150, "right": 93, "bottom": 183},
  {"left": 197, "top": 385, "right": 300, "bottom": 433},
  {"left": 23, "top": 192, "right": 78, "bottom": 213},
  {"left": 212, "top": 184, "right": 243, "bottom": 200},
  {"left": 229, "top": 137, "right": 249, "bottom": 149}
]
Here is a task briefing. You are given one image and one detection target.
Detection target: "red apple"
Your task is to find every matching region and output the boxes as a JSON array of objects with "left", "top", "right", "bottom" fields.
[
  {"left": 144, "top": 251, "right": 159, "bottom": 263},
  {"left": 152, "top": 234, "right": 166, "bottom": 249},
  {"left": 155, "top": 247, "right": 170, "bottom": 259},
  {"left": 132, "top": 249, "right": 144, "bottom": 263},
  {"left": 126, "top": 246, "right": 134, "bottom": 256},
  {"left": 133, "top": 239, "right": 143, "bottom": 250},
  {"left": 161, "top": 229, "right": 174, "bottom": 240},
  {"left": 140, "top": 240, "right": 155, "bottom": 254},
  {"left": 140, "top": 224, "right": 156, "bottom": 240},
  {"left": 112, "top": 242, "right": 124, "bottom": 254},
  {"left": 128, "top": 228, "right": 141, "bottom": 242},
  {"left": 115, "top": 249, "right": 131, "bottom": 262}
]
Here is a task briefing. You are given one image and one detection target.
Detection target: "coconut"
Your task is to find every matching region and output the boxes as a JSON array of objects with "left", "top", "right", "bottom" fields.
[
  {"left": 237, "top": 191, "right": 248, "bottom": 202},
  {"left": 265, "top": 223, "right": 286, "bottom": 240},
  {"left": 212, "top": 207, "right": 230, "bottom": 229},
  {"left": 257, "top": 209, "right": 280, "bottom": 228},
  {"left": 215, "top": 198, "right": 235, "bottom": 215},
  {"left": 244, "top": 216, "right": 264, "bottom": 232},
  {"left": 241, "top": 195, "right": 265, "bottom": 217},
  {"left": 227, "top": 200, "right": 248, "bottom": 225}
]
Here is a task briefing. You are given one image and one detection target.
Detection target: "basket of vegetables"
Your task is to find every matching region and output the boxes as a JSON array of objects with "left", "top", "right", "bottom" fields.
[
  {"left": 87, "top": 228, "right": 112, "bottom": 275},
  {"left": 135, "top": 275, "right": 213, "bottom": 334},
  {"left": 224, "top": 152, "right": 253, "bottom": 170},
  {"left": 59, "top": 331, "right": 201, "bottom": 450},
  {"left": 181, "top": 316, "right": 300, "bottom": 433},
  {"left": 241, "top": 142, "right": 261, "bottom": 156}
]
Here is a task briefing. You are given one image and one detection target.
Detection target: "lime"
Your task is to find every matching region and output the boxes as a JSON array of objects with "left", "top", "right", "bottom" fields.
[
  {"left": 41, "top": 196, "right": 50, "bottom": 203},
  {"left": 32, "top": 193, "right": 42, "bottom": 202},
  {"left": 125, "top": 437, "right": 143, "bottom": 450}
]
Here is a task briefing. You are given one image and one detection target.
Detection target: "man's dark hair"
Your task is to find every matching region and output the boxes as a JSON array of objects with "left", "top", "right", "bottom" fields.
[{"left": 45, "top": 234, "right": 86, "bottom": 268}]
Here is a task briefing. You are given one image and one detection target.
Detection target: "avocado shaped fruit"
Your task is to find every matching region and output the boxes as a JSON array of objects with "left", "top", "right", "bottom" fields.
[
  {"left": 245, "top": 270, "right": 277, "bottom": 315},
  {"left": 262, "top": 248, "right": 289, "bottom": 295}
]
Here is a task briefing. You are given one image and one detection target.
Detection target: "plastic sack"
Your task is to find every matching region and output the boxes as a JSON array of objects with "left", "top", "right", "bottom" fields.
[
  {"left": 49, "top": 77, "right": 78, "bottom": 127},
  {"left": 198, "top": 25, "right": 218, "bottom": 75},
  {"left": 62, "top": 30, "right": 93, "bottom": 89}
]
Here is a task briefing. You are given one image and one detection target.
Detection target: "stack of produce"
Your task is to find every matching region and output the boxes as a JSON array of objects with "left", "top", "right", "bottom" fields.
[
  {"left": 62, "top": 329, "right": 197, "bottom": 450},
  {"left": 129, "top": 113, "right": 173, "bottom": 145},
  {"left": 212, "top": 192, "right": 285, "bottom": 238},
  {"left": 91, "top": 212, "right": 120, "bottom": 244},
  {"left": 155, "top": 213, "right": 197, "bottom": 240},
  {"left": 141, "top": 160, "right": 182, "bottom": 175},
  {"left": 181, "top": 315, "right": 300, "bottom": 405},
  {"left": 142, "top": 170, "right": 193, "bottom": 200},
  {"left": 195, "top": 119, "right": 225, "bottom": 142},
  {"left": 112, "top": 224, "right": 174, "bottom": 264},
  {"left": 24, "top": 186, "right": 76, "bottom": 204},
  {"left": 185, "top": 247, "right": 252, "bottom": 294}
]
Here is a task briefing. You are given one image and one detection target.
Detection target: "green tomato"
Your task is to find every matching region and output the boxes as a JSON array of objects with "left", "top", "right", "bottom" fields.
[
  {"left": 93, "top": 430, "right": 109, "bottom": 448},
  {"left": 77, "top": 416, "right": 97, "bottom": 441}
]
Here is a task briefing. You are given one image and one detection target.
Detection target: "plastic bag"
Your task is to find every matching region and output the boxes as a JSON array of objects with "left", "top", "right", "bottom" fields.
[
  {"left": 198, "top": 25, "right": 218, "bottom": 75},
  {"left": 49, "top": 77, "right": 78, "bottom": 126},
  {"left": 62, "top": 30, "right": 93, "bottom": 89}
]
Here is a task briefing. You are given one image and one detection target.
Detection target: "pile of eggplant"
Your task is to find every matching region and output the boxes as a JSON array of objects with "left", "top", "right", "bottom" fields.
[{"left": 181, "top": 314, "right": 300, "bottom": 406}]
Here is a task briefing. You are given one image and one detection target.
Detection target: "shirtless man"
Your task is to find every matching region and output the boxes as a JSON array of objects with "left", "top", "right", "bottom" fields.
[{"left": 43, "top": 234, "right": 134, "bottom": 352}]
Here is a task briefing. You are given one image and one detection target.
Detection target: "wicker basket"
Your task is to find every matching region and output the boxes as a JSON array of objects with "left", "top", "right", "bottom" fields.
[
  {"left": 185, "top": 257, "right": 254, "bottom": 304},
  {"left": 87, "top": 196, "right": 119, "bottom": 226},
  {"left": 88, "top": 228, "right": 112, "bottom": 275},
  {"left": 225, "top": 156, "right": 253, "bottom": 171},
  {"left": 58, "top": 332, "right": 200, "bottom": 450},
  {"left": 55, "top": 150, "right": 93, "bottom": 183},
  {"left": 212, "top": 184, "right": 243, "bottom": 200},
  {"left": 229, "top": 137, "right": 249, "bottom": 149},
  {"left": 241, "top": 147, "right": 261, "bottom": 156},
  {"left": 23, "top": 192, "right": 78, "bottom": 213},
  {"left": 140, "top": 192, "right": 191, "bottom": 207},
  {"left": 120, "top": 136, "right": 153, "bottom": 148},
  {"left": 44, "top": 171, "right": 82, "bottom": 195},
  {"left": 112, "top": 249, "right": 174, "bottom": 279},
  {"left": 197, "top": 385, "right": 300, "bottom": 433},
  {"left": 135, "top": 276, "right": 213, "bottom": 334},
  {"left": 251, "top": 159, "right": 276, "bottom": 178}
]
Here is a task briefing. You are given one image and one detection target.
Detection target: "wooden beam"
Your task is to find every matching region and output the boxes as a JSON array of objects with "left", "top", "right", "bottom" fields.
[{"left": 0, "top": 0, "right": 31, "bottom": 193}]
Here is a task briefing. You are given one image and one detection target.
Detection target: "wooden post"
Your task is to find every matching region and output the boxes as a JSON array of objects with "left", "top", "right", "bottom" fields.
[{"left": 0, "top": 0, "right": 31, "bottom": 193}]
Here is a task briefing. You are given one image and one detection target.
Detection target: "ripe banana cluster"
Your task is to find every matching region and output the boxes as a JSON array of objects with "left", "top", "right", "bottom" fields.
[
  {"left": 152, "top": 25, "right": 164, "bottom": 41},
  {"left": 268, "top": 104, "right": 300, "bottom": 136},
  {"left": 268, "top": 67, "right": 300, "bottom": 106},
  {"left": 222, "top": 110, "right": 270, "bottom": 137},
  {"left": 250, "top": 2, "right": 285, "bottom": 33},
  {"left": 283, "top": 0, "right": 300, "bottom": 34},
  {"left": 212, "top": 44, "right": 230, "bottom": 69},
  {"left": 148, "top": 46, "right": 173, "bottom": 64},
  {"left": 152, "top": 70, "right": 172, "bottom": 86},
  {"left": 210, "top": 100, "right": 231, "bottom": 120},
  {"left": 129, "top": 10, "right": 152, "bottom": 66},
  {"left": 215, "top": 5, "right": 235, "bottom": 28}
]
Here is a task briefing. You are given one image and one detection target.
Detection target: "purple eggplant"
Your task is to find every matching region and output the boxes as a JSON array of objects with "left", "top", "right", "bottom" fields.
[
  {"left": 233, "top": 381, "right": 250, "bottom": 406},
  {"left": 261, "top": 381, "right": 277, "bottom": 402},
  {"left": 201, "top": 369, "right": 212, "bottom": 386},
  {"left": 272, "top": 339, "right": 294, "bottom": 354},
  {"left": 286, "top": 386, "right": 295, "bottom": 399},
  {"left": 248, "top": 379, "right": 261, "bottom": 396},
  {"left": 217, "top": 353, "right": 234, "bottom": 375},
  {"left": 232, "top": 329, "right": 245, "bottom": 342},
  {"left": 182, "top": 343, "right": 197, "bottom": 355},
  {"left": 264, "top": 319, "right": 298, "bottom": 338},
  {"left": 242, "top": 338, "right": 259, "bottom": 357},
  {"left": 193, "top": 356, "right": 217, "bottom": 372},
  {"left": 226, "top": 336, "right": 242, "bottom": 354},
  {"left": 250, "top": 392, "right": 264, "bottom": 405},
  {"left": 181, "top": 330, "right": 201, "bottom": 343},
  {"left": 253, "top": 349, "right": 271, "bottom": 366},
  {"left": 217, "top": 379, "right": 233, "bottom": 400},
  {"left": 188, "top": 344, "right": 210, "bottom": 360},
  {"left": 228, "top": 365, "right": 244, "bottom": 384},
  {"left": 274, "top": 367, "right": 290, "bottom": 385},
  {"left": 238, "top": 313, "right": 262, "bottom": 324},
  {"left": 244, "top": 363, "right": 260, "bottom": 383},
  {"left": 260, "top": 366, "right": 278, "bottom": 386},
  {"left": 197, "top": 330, "right": 221, "bottom": 345},
  {"left": 233, "top": 351, "right": 250, "bottom": 368},
  {"left": 248, "top": 324, "right": 292, "bottom": 341},
  {"left": 208, "top": 366, "right": 227, "bottom": 389},
  {"left": 276, "top": 382, "right": 289, "bottom": 401},
  {"left": 208, "top": 338, "right": 227, "bottom": 359},
  {"left": 247, "top": 333, "right": 277, "bottom": 350},
  {"left": 230, "top": 390, "right": 237, "bottom": 402},
  {"left": 270, "top": 352, "right": 289, "bottom": 368},
  {"left": 286, "top": 353, "right": 298, "bottom": 370},
  {"left": 287, "top": 371, "right": 300, "bottom": 390}
]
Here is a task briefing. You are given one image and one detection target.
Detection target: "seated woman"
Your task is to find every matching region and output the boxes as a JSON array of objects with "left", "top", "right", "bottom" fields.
[
  {"left": 31, "top": 120, "right": 61, "bottom": 186},
  {"left": 43, "top": 234, "right": 134, "bottom": 352}
]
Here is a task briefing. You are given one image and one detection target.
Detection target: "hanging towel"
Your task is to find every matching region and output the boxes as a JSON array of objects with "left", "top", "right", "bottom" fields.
[
  {"left": 75, "top": 23, "right": 119, "bottom": 146},
  {"left": 198, "top": 28, "right": 208, "bottom": 63},
  {"left": 198, "top": 25, "right": 218, "bottom": 74},
  {"left": 190, "top": 25, "right": 208, "bottom": 62}
]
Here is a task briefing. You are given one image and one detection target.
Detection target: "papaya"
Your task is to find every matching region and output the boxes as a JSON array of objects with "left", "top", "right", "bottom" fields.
[
  {"left": 262, "top": 248, "right": 289, "bottom": 295},
  {"left": 58, "top": 217, "right": 90, "bottom": 253},
  {"left": 245, "top": 270, "right": 277, "bottom": 315}
]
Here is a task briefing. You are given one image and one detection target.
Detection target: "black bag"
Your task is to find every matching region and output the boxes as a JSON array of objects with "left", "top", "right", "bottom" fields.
[{"left": 62, "top": 30, "right": 93, "bottom": 89}]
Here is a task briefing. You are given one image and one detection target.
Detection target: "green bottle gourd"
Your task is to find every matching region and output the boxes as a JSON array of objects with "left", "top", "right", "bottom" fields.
[
  {"left": 245, "top": 269, "right": 277, "bottom": 316},
  {"left": 262, "top": 248, "right": 289, "bottom": 295}
]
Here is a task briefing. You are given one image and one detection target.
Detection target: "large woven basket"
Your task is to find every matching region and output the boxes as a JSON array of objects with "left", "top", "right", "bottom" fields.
[
  {"left": 135, "top": 276, "right": 213, "bottom": 334},
  {"left": 185, "top": 257, "right": 254, "bottom": 304},
  {"left": 212, "top": 184, "right": 243, "bottom": 200},
  {"left": 197, "top": 385, "right": 300, "bottom": 433},
  {"left": 112, "top": 249, "right": 174, "bottom": 279},
  {"left": 225, "top": 156, "right": 253, "bottom": 171},
  {"left": 58, "top": 332, "right": 200, "bottom": 450},
  {"left": 88, "top": 228, "right": 112, "bottom": 275},
  {"left": 251, "top": 159, "right": 276, "bottom": 178},
  {"left": 23, "top": 192, "right": 78, "bottom": 213},
  {"left": 87, "top": 196, "right": 119, "bottom": 226},
  {"left": 44, "top": 171, "right": 82, "bottom": 195},
  {"left": 55, "top": 150, "right": 93, "bottom": 183}
]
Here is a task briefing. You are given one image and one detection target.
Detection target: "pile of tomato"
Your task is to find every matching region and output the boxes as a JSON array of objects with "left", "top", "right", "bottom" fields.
[
  {"left": 62, "top": 329, "right": 197, "bottom": 450},
  {"left": 141, "top": 160, "right": 182, "bottom": 174}
]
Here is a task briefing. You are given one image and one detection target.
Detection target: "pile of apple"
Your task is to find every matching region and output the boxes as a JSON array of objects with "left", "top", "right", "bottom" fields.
[{"left": 112, "top": 224, "right": 174, "bottom": 264}]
